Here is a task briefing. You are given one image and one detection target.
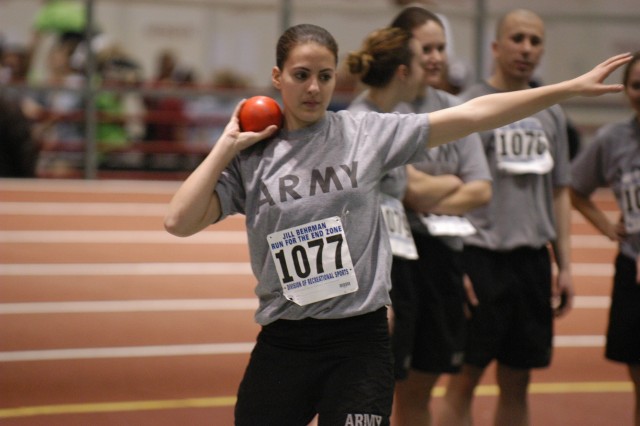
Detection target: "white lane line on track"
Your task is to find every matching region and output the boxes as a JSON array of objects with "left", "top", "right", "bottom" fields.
[
  {"left": 0, "top": 296, "right": 608, "bottom": 315},
  {"left": 0, "top": 298, "right": 259, "bottom": 314},
  {"left": 0, "top": 343, "right": 255, "bottom": 362},
  {"left": 0, "top": 262, "right": 614, "bottom": 276},
  {"left": 571, "top": 210, "right": 619, "bottom": 223},
  {"left": 0, "top": 230, "right": 616, "bottom": 248},
  {"left": 0, "top": 230, "right": 247, "bottom": 244},
  {"left": 9, "top": 181, "right": 617, "bottom": 202},
  {"left": 572, "top": 296, "right": 611, "bottom": 308},
  {"left": 0, "top": 262, "right": 253, "bottom": 276},
  {"left": 0, "top": 262, "right": 613, "bottom": 276},
  {"left": 0, "top": 202, "right": 168, "bottom": 216},
  {"left": 570, "top": 235, "right": 617, "bottom": 248},
  {"left": 554, "top": 335, "right": 605, "bottom": 347},
  {"left": 0, "top": 336, "right": 605, "bottom": 362},
  {"left": 2, "top": 200, "right": 617, "bottom": 219},
  {"left": 1, "top": 262, "right": 616, "bottom": 277},
  {"left": 0, "top": 178, "right": 181, "bottom": 194}
]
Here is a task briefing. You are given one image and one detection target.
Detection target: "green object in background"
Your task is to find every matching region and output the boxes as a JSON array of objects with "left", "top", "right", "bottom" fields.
[
  {"left": 95, "top": 92, "right": 128, "bottom": 150},
  {"left": 34, "top": 0, "right": 86, "bottom": 33}
]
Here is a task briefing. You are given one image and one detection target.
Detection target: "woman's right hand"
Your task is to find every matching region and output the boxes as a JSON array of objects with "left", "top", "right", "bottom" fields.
[{"left": 219, "top": 99, "right": 280, "bottom": 153}]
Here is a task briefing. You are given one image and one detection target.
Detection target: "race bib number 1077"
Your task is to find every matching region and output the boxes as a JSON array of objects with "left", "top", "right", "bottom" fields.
[{"left": 267, "top": 217, "right": 358, "bottom": 306}]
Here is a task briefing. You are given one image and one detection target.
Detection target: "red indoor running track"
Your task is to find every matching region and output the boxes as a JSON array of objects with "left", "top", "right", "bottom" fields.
[{"left": 0, "top": 178, "right": 634, "bottom": 425}]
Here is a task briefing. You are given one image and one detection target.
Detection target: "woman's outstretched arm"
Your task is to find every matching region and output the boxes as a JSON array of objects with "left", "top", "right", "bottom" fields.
[{"left": 427, "top": 53, "right": 631, "bottom": 148}]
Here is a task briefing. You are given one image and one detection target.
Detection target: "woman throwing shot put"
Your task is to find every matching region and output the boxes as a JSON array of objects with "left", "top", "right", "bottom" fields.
[{"left": 165, "top": 22, "right": 630, "bottom": 426}]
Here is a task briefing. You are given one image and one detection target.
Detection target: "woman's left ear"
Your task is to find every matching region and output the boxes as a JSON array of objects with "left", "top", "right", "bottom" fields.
[
  {"left": 397, "top": 64, "right": 409, "bottom": 80},
  {"left": 272, "top": 66, "right": 282, "bottom": 89}
]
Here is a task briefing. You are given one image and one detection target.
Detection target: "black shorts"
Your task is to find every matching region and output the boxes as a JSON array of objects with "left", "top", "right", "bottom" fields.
[
  {"left": 390, "top": 234, "right": 466, "bottom": 379},
  {"left": 234, "top": 308, "right": 394, "bottom": 426},
  {"left": 606, "top": 254, "right": 640, "bottom": 365},
  {"left": 462, "top": 245, "right": 553, "bottom": 369}
]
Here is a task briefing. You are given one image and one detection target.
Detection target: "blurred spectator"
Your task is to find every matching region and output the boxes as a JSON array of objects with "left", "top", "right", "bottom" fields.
[
  {"left": 39, "top": 39, "right": 85, "bottom": 144},
  {"left": 28, "top": 0, "right": 87, "bottom": 84},
  {"left": 0, "top": 43, "right": 31, "bottom": 84},
  {"left": 144, "top": 49, "right": 195, "bottom": 143},
  {"left": 24, "top": 38, "right": 85, "bottom": 177},
  {"left": 96, "top": 45, "right": 145, "bottom": 150},
  {"left": 0, "top": 94, "right": 39, "bottom": 177},
  {"left": 185, "top": 68, "right": 250, "bottom": 146},
  {"left": 153, "top": 49, "right": 178, "bottom": 86}
]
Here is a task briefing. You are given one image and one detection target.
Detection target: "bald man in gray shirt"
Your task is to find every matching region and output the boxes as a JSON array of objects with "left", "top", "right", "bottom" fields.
[{"left": 439, "top": 9, "right": 574, "bottom": 426}]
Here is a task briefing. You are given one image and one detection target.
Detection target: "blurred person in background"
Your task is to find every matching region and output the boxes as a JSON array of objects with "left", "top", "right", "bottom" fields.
[
  {"left": 0, "top": 41, "right": 31, "bottom": 84},
  {"left": 144, "top": 49, "right": 194, "bottom": 145},
  {"left": 94, "top": 46, "right": 146, "bottom": 167},
  {"left": 387, "top": 6, "right": 491, "bottom": 425},
  {"left": 570, "top": 52, "right": 640, "bottom": 426},
  {"left": 185, "top": 68, "right": 251, "bottom": 147},
  {"left": 440, "top": 9, "right": 575, "bottom": 426},
  {"left": 346, "top": 29, "right": 465, "bottom": 423},
  {"left": 0, "top": 94, "right": 39, "bottom": 177}
]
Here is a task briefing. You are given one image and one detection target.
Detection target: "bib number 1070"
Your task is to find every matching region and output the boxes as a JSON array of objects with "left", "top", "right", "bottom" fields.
[
  {"left": 274, "top": 235, "right": 344, "bottom": 283},
  {"left": 496, "top": 129, "right": 548, "bottom": 158}
]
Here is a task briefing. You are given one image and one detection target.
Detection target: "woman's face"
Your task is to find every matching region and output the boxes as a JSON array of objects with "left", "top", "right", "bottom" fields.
[
  {"left": 411, "top": 20, "right": 447, "bottom": 87},
  {"left": 272, "top": 42, "right": 336, "bottom": 131},
  {"left": 626, "top": 60, "right": 640, "bottom": 116}
]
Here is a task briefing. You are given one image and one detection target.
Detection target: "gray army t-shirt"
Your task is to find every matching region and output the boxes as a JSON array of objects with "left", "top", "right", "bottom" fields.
[
  {"left": 347, "top": 94, "right": 408, "bottom": 200},
  {"left": 461, "top": 82, "right": 571, "bottom": 250},
  {"left": 216, "top": 110, "right": 430, "bottom": 325},
  {"left": 571, "top": 117, "right": 640, "bottom": 260}
]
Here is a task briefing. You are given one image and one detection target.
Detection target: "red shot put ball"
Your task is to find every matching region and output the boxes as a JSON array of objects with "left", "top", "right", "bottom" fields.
[{"left": 238, "top": 96, "right": 283, "bottom": 132}]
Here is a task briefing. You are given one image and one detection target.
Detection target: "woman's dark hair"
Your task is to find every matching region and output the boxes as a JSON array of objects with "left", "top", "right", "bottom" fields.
[
  {"left": 390, "top": 6, "right": 444, "bottom": 33},
  {"left": 347, "top": 27, "right": 414, "bottom": 88},
  {"left": 622, "top": 51, "right": 640, "bottom": 87},
  {"left": 276, "top": 24, "right": 338, "bottom": 69}
]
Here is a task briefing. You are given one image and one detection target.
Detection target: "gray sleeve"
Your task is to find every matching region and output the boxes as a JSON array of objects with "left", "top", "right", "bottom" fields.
[
  {"left": 214, "top": 157, "right": 247, "bottom": 221},
  {"left": 570, "top": 133, "right": 606, "bottom": 197},
  {"left": 359, "top": 111, "right": 430, "bottom": 172},
  {"left": 455, "top": 132, "right": 492, "bottom": 183},
  {"left": 550, "top": 105, "right": 571, "bottom": 187}
]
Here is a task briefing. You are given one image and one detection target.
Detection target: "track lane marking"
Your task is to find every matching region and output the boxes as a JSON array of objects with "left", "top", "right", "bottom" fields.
[
  {"left": 0, "top": 230, "right": 247, "bottom": 244},
  {"left": 0, "top": 262, "right": 614, "bottom": 276},
  {"left": 0, "top": 262, "right": 253, "bottom": 275},
  {"left": 0, "top": 296, "right": 608, "bottom": 314},
  {"left": 0, "top": 335, "right": 608, "bottom": 362},
  {"left": 0, "top": 298, "right": 259, "bottom": 314},
  {"left": 0, "top": 230, "right": 615, "bottom": 248},
  {"left": 0, "top": 343, "right": 256, "bottom": 362},
  {"left": 0, "top": 382, "right": 632, "bottom": 418}
]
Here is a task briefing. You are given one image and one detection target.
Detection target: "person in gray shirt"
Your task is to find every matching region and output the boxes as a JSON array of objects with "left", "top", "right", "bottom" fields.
[
  {"left": 441, "top": 9, "right": 575, "bottom": 426},
  {"left": 164, "top": 22, "right": 630, "bottom": 426},
  {"left": 570, "top": 52, "right": 640, "bottom": 426},
  {"left": 346, "top": 21, "right": 472, "bottom": 426},
  {"left": 388, "top": 7, "right": 492, "bottom": 426}
]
